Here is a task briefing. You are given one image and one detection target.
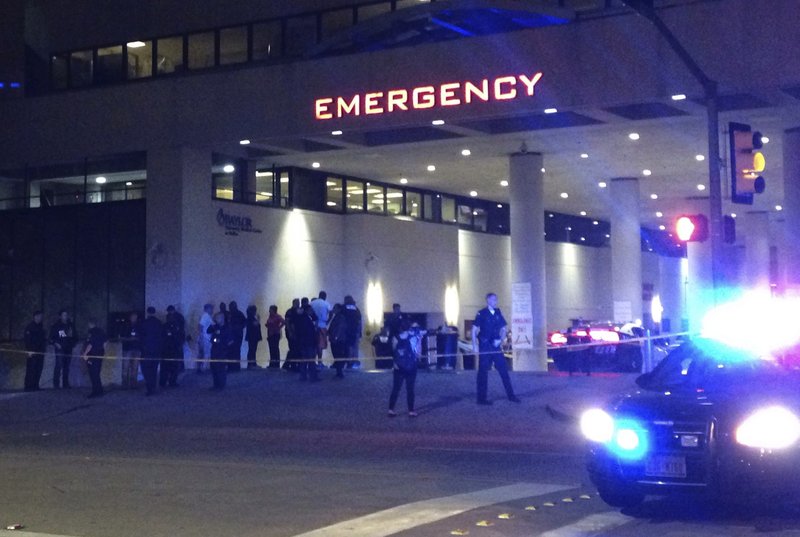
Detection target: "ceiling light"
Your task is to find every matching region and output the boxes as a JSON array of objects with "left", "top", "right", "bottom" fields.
[
  {"left": 560, "top": 192, "right": 569, "bottom": 199},
  {"left": 656, "top": 211, "right": 663, "bottom": 218},
  {"left": 566, "top": 226, "right": 572, "bottom": 231},
  {"left": 461, "top": 149, "right": 471, "bottom": 156},
  {"left": 580, "top": 153, "right": 589, "bottom": 159},
  {"left": 95, "top": 176, "right": 107, "bottom": 184},
  {"left": 400, "top": 178, "right": 408, "bottom": 184},
  {"left": 497, "top": 204, "right": 503, "bottom": 208},
  {"left": 776, "top": 205, "right": 783, "bottom": 211},
  {"left": 628, "top": 132, "right": 640, "bottom": 141},
  {"left": 544, "top": 108, "right": 558, "bottom": 114},
  {"left": 541, "top": 167, "right": 546, "bottom": 173},
  {"left": 427, "top": 165, "right": 436, "bottom": 172},
  {"left": 671, "top": 94, "right": 687, "bottom": 101},
  {"left": 731, "top": 213, "right": 737, "bottom": 218},
  {"left": 650, "top": 193, "right": 658, "bottom": 200},
  {"left": 761, "top": 136, "right": 770, "bottom": 144},
  {"left": 548, "top": 213, "right": 554, "bottom": 218},
  {"left": 500, "top": 180, "right": 509, "bottom": 187},
  {"left": 239, "top": 139, "right": 251, "bottom": 145},
  {"left": 431, "top": 119, "right": 445, "bottom": 126},
  {"left": 127, "top": 41, "right": 146, "bottom": 48},
  {"left": 592, "top": 220, "right": 599, "bottom": 225},
  {"left": 311, "top": 162, "right": 321, "bottom": 169},
  {"left": 605, "top": 234, "right": 611, "bottom": 238},
  {"left": 222, "top": 164, "right": 235, "bottom": 173},
  {"left": 695, "top": 154, "right": 705, "bottom": 161},
  {"left": 125, "top": 181, "right": 133, "bottom": 186},
  {"left": 580, "top": 237, "right": 586, "bottom": 242},
  {"left": 642, "top": 169, "right": 652, "bottom": 176},
  {"left": 697, "top": 184, "right": 706, "bottom": 191},
  {"left": 331, "top": 130, "right": 343, "bottom": 136},
  {"left": 580, "top": 211, "right": 587, "bottom": 216},
  {"left": 469, "top": 190, "right": 478, "bottom": 197},
  {"left": 326, "top": 201, "right": 337, "bottom": 207},
  {"left": 659, "top": 225, "right": 666, "bottom": 230},
  {"left": 598, "top": 181, "right": 607, "bottom": 188},
  {"left": 256, "top": 171, "right": 273, "bottom": 177}
]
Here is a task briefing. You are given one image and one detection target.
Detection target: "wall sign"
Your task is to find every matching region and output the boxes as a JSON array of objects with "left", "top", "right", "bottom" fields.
[
  {"left": 217, "top": 208, "right": 262, "bottom": 236},
  {"left": 315, "top": 72, "right": 543, "bottom": 120},
  {"left": 511, "top": 282, "right": 534, "bottom": 350}
]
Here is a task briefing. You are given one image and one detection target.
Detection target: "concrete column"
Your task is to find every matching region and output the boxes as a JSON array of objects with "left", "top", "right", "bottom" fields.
[
  {"left": 743, "top": 211, "right": 771, "bottom": 292},
  {"left": 609, "top": 178, "right": 642, "bottom": 323},
  {"left": 509, "top": 152, "right": 547, "bottom": 371},
  {"left": 783, "top": 127, "right": 800, "bottom": 289},
  {"left": 244, "top": 159, "right": 258, "bottom": 203}
]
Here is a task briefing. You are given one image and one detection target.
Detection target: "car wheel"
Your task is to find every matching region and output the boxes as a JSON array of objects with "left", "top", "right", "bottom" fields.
[{"left": 597, "top": 483, "right": 645, "bottom": 509}]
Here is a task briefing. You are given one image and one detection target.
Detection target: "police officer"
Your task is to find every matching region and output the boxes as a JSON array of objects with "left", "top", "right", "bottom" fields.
[
  {"left": 296, "top": 298, "right": 319, "bottom": 382},
  {"left": 81, "top": 318, "right": 107, "bottom": 399},
  {"left": 49, "top": 309, "right": 76, "bottom": 389},
  {"left": 471, "top": 292, "right": 520, "bottom": 405},
  {"left": 208, "top": 311, "right": 235, "bottom": 390},
  {"left": 119, "top": 312, "right": 141, "bottom": 389},
  {"left": 23, "top": 311, "right": 46, "bottom": 392},
  {"left": 160, "top": 305, "right": 184, "bottom": 388},
  {"left": 139, "top": 306, "right": 163, "bottom": 396}
]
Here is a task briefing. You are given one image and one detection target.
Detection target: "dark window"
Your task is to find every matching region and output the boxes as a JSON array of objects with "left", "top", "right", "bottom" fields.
[
  {"left": 188, "top": 32, "right": 216, "bottom": 70},
  {"left": 423, "top": 194, "right": 435, "bottom": 221},
  {"left": 70, "top": 50, "right": 93, "bottom": 87},
  {"left": 156, "top": 36, "right": 184, "bottom": 74},
  {"left": 457, "top": 204, "right": 472, "bottom": 227},
  {"left": 406, "top": 191, "right": 421, "bottom": 218},
  {"left": 253, "top": 21, "right": 283, "bottom": 60},
  {"left": 285, "top": 15, "right": 317, "bottom": 56},
  {"left": 220, "top": 26, "right": 248, "bottom": 65},
  {"left": 96, "top": 45, "right": 124, "bottom": 84},
  {"left": 212, "top": 155, "right": 244, "bottom": 201},
  {"left": 51, "top": 54, "right": 69, "bottom": 89},
  {"left": 358, "top": 2, "right": 391, "bottom": 22},
  {"left": 321, "top": 9, "right": 354, "bottom": 40}
]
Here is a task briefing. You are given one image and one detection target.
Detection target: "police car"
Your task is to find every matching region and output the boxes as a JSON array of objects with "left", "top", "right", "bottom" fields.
[{"left": 580, "top": 337, "right": 800, "bottom": 508}]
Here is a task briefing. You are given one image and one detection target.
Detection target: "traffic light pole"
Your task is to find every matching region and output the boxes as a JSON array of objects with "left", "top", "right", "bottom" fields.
[{"left": 623, "top": 1, "right": 724, "bottom": 295}]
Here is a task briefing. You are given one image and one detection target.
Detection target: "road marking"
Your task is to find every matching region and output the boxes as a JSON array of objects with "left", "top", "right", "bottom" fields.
[
  {"left": 290, "top": 482, "right": 573, "bottom": 537},
  {"left": 538, "top": 511, "right": 632, "bottom": 536},
  {"left": 0, "top": 532, "right": 81, "bottom": 537}
]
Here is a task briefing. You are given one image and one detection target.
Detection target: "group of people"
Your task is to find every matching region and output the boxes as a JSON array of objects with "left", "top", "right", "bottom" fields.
[{"left": 20, "top": 292, "right": 521, "bottom": 410}]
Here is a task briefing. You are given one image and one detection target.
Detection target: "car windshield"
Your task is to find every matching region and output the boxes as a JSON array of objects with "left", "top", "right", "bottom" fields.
[{"left": 636, "top": 338, "right": 789, "bottom": 392}]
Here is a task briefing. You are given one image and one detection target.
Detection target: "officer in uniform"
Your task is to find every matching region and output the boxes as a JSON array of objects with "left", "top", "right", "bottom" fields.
[
  {"left": 49, "top": 309, "right": 76, "bottom": 389},
  {"left": 81, "top": 318, "right": 107, "bottom": 398},
  {"left": 23, "top": 311, "right": 46, "bottom": 391},
  {"left": 471, "top": 292, "right": 520, "bottom": 405},
  {"left": 160, "top": 305, "right": 184, "bottom": 387},
  {"left": 208, "top": 311, "right": 235, "bottom": 390},
  {"left": 139, "top": 306, "right": 163, "bottom": 396},
  {"left": 119, "top": 312, "right": 141, "bottom": 389}
]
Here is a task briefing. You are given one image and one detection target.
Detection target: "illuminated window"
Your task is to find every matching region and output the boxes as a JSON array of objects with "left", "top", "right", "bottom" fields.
[
  {"left": 255, "top": 169, "right": 275, "bottom": 204},
  {"left": 214, "top": 175, "right": 235, "bottom": 200},
  {"left": 326, "top": 177, "right": 343, "bottom": 212},
  {"left": 219, "top": 26, "right": 247, "bottom": 65},
  {"left": 346, "top": 180, "right": 364, "bottom": 212},
  {"left": 156, "top": 36, "right": 184, "bottom": 74},
  {"left": 126, "top": 41, "right": 153, "bottom": 79},
  {"left": 367, "top": 184, "right": 386, "bottom": 214},
  {"left": 96, "top": 45, "right": 124, "bottom": 84},
  {"left": 278, "top": 171, "right": 290, "bottom": 207},
  {"left": 406, "top": 191, "right": 421, "bottom": 219},
  {"left": 70, "top": 50, "right": 93, "bottom": 87},
  {"left": 212, "top": 155, "right": 242, "bottom": 201},
  {"left": 457, "top": 204, "right": 472, "bottom": 226},
  {"left": 441, "top": 197, "right": 456, "bottom": 223},
  {"left": 188, "top": 32, "right": 215, "bottom": 70},
  {"left": 386, "top": 187, "right": 403, "bottom": 215},
  {"left": 253, "top": 21, "right": 282, "bottom": 60}
]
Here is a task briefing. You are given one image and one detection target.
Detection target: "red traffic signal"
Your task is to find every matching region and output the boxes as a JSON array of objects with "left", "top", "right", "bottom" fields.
[
  {"left": 730, "top": 122, "right": 766, "bottom": 204},
  {"left": 676, "top": 214, "right": 709, "bottom": 242}
]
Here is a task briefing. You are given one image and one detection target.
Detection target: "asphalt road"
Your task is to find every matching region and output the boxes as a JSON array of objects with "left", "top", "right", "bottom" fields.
[{"left": 2, "top": 368, "right": 800, "bottom": 537}]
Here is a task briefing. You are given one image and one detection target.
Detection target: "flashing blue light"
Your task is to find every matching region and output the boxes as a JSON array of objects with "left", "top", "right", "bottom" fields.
[
  {"left": 0, "top": 83, "right": 4, "bottom": 88},
  {"left": 10, "top": 82, "right": 20, "bottom": 88},
  {"left": 608, "top": 418, "right": 649, "bottom": 460}
]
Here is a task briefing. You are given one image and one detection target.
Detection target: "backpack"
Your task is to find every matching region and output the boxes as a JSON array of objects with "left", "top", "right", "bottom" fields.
[{"left": 393, "top": 336, "right": 417, "bottom": 371}]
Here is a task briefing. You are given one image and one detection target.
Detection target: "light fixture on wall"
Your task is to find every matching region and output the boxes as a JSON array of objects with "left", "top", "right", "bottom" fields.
[
  {"left": 445, "top": 285, "right": 459, "bottom": 327},
  {"left": 366, "top": 281, "right": 384, "bottom": 327}
]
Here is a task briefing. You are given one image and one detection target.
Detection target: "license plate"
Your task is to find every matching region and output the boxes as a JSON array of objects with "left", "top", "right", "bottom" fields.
[{"left": 645, "top": 455, "right": 686, "bottom": 478}]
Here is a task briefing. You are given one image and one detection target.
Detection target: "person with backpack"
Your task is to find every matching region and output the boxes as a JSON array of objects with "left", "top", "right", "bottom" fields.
[{"left": 388, "top": 320, "right": 418, "bottom": 417}]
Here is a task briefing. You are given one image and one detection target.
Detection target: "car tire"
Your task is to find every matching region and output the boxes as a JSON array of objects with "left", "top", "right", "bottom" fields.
[{"left": 597, "top": 483, "right": 645, "bottom": 509}]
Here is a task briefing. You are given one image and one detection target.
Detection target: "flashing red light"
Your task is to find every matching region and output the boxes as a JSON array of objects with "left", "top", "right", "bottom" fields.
[
  {"left": 590, "top": 329, "right": 620, "bottom": 343},
  {"left": 676, "top": 214, "right": 708, "bottom": 242},
  {"left": 550, "top": 333, "right": 567, "bottom": 345}
]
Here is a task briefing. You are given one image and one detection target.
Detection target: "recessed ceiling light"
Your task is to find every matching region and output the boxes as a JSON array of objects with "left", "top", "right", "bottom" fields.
[
  {"left": 776, "top": 205, "right": 783, "bottom": 211},
  {"left": 239, "top": 139, "right": 251, "bottom": 145},
  {"left": 548, "top": 213, "right": 554, "bottom": 218},
  {"left": 656, "top": 211, "right": 663, "bottom": 218},
  {"left": 541, "top": 168, "right": 546, "bottom": 173},
  {"left": 427, "top": 164, "right": 436, "bottom": 172},
  {"left": 671, "top": 94, "right": 687, "bottom": 101},
  {"left": 326, "top": 201, "right": 337, "bottom": 207},
  {"left": 659, "top": 225, "right": 666, "bottom": 230},
  {"left": 580, "top": 237, "right": 586, "bottom": 242},
  {"left": 580, "top": 153, "right": 589, "bottom": 159},
  {"left": 761, "top": 136, "right": 770, "bottom": 144},
  {"left": 695, "top": 154, "right": 705, "bottom": 161},
  {"left": 560, "top": 192, "right": 569, "bottom": 199},
  {"left": 580, "top": 211, "right": 587, "bottom": 216},
  {"left": 312, "top": 162, "right": 321, "bottom": 169},
  {"left": 500, "top": 180, "right": 509, "bottom": 187},
  {"left": 544, "top": 108, "right": 558, "bottom": 114},
  {"left": 125, "top": 181, "right": 133, "bottom": 186},
  {"left": 566, "top": 226, "right": 572, "bottom": 231},
  {"left": 650, "top": 193, "right": 658, "bottom": 200},
  {"left": 598, "top": 181, "right": 607, "bottom": 188},
  {"left": 697, "top": 184, "right": 706, "bottom": 191},
  {"left": 605, "top": 234, "right": 611, "bottom": 238},
  {"left": 731, "top": 213, "right": 737, "bottom": 218},
  {"left": 461, "top": 149, "right": 471, "bottom": 156},
  {"left": 127, "top": 41, "right": 146, "bottom": 48},
  {"left": 592, "top": 220, "right": 599, "bottom": 225},
  {"left": 497, "top": 204, "right": 503, "bottom": 208},
  {"left": 642, "top": 169, "right": 652, "bottom": 176},
  {"left": 222, "top": 164, "right": 235, "bottom": 173},
  {"left": 629, "top": 132, "right": 640, "bottom": 141},
  {"left": 95, "top": 176, "right": 107, "bottom": 184},
  {"left": 431, "top": 119, "right": 445, "bottom": 126},
  {"left": 331, "top": 130, "right": 343, "bottom": 136},
  {"left": 400, "top": 178, "right": 408, "bottom": 184},
  {"left": 469, "top": 190, "right": 478, "bottom": 197}
]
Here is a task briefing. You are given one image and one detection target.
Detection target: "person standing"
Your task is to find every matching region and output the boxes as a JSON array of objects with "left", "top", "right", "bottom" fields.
[
  {"left": 227, "top": 301, "right": 246, "bottom": 372},
  {"left": 197, "top": 304, "right": 214, "bottom": 373},
  {"left": 472, "top": 293, "right": 520, "bottom": 405},
  {"left": 208, "top": 312, "right": 235, "bottom": 390},
  {"left": 119, "top": 311, "right": 141, "bottom": 389},
  {"left": 283, "top": 299, "right": 300, "bottom": 371},
  {"left": 139, "top": 306, "right": 163, "bottom": 396},
  {"left": 160, "top": 306, "right": 184, "bottom": 388},
  {"left": 265, "top": 305, "right": 284, "bottom": 370},
  {"left": 81, "top": 318, "right": 107, "bottom": 399},
  {"left": 23, "top": 311, "right": 46, "bottom": 392},
  {"left": 245, "top": 305, "right": 262, "bottom": 369},
  {"left": 385, "top": 303, "right": 406, "bottom": 341},
  {"left": 328, "top": 304, "right": 348, "bottom": 378},
  {"left": 296, "top": 298, "right": 320, "bottom": 381},
  {"left": 342, "top": 295, "right": 363, "bottom": 369},
  {"left": 310, "top": 291, "right": 332, "bottom": 366},
  {"left": 49, "top": 309, "right": 76, "bottom": 389},
  {"left": 388, "top": 320, "right": 418, "bottom": 417}
]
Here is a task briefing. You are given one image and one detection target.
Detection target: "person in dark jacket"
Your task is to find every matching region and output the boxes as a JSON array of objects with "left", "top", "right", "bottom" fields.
[
  {"left": 296, "top": 298, "right": 319, "bottom": 382},
  {"left": 119, "top": 311, "right": 142, "bottom": 389},
  {"left": 245, "top": 305, "right": 262, "bottom": 369},
  {"left": 23, "top": 311, "right": 47, "bottom": 391},
  {"left": 342, "top": 295, "right": 363, "bottom": 369},
  {"left": 81, "top": 319, "right": 107, "bottom": 398},
  {"left": 139, "top": 306, "right": 163, "bottom": 396},
  {"left": 328, "top": 304, "right": 348, "bottom": 378},
  {"left": 265, "top": 305, "right": 284, "bottom": 370},
  {"left": 388, "top": 320, "right": 418, "bottom": 417},
  {"left": 283, "top": 299, "right": 300, "bottom": 371},
  {"left": 472, "top": 293, "right": 520, "bottom": 405},
  {"left": 227, "top": 301, "right": 246, "bottom": 372},
  {"left": 208, "top": 312, "right": 235, "bottom": 390},
  {"left": 49, "top": 309, "right": 76, "bottom": 389},
  {"left": 160, "top": 306, "right": 184, "bottom": 387}
]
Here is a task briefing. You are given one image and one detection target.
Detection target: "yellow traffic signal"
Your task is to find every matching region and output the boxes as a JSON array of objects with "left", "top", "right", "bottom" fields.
[{"left": 730, "top": 122, "right": 766, "bottom": 204}]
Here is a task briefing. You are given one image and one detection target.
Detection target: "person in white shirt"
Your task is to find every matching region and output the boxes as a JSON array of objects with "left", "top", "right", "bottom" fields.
[
  {"left": 310, "top": 291, "right": 333, "bottom": 365},
  {"left": 197, "top": 303, "right": 214, "bottom": 373}
]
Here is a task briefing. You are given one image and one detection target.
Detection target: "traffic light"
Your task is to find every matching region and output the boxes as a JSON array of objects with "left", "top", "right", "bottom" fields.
[
  {"left": 676, "top": 214, "right": 709, "bottom": 242},
  {"left": 730, "top": 122, "right": 766, "bottom": 205}
]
